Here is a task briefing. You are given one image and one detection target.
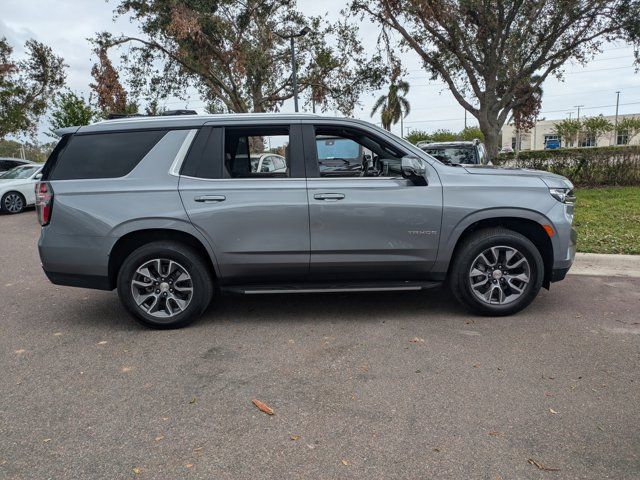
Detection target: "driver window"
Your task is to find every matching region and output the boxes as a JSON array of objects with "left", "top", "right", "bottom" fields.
[{"left": 313, "top": 126, "right": 404, "bottom": 178}]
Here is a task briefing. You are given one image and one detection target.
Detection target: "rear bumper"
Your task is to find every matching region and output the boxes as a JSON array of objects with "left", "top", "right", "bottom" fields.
[{"left": 43, "top": 269, "right": 112, "bottom": 291}]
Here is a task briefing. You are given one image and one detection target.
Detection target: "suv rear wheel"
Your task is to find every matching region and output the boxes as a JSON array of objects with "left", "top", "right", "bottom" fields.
[
  {"left": 117, "top": 241, "right": 213, "bottom": 328},
  {"left": 449, "top": 228, "right": 544, "bottom": 316}
]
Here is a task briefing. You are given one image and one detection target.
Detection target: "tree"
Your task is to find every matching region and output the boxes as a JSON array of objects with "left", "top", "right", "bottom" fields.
[
  {"left": 90, "top": 47, "right": 131, "bottom": 118},
  {"left": 371, "top": 79, "right": 411, "bottom": 130},
  {"left": 406, "top": 129, "right": 431, "bottom": 144},
  {"left": 95, "top": 0, "right": 387, "bottom": 114},
  {"left": 459, "top": 126, "right": 484, "bottom": 141},
  {"left": 351, "top": 0, "right": 640, "bottom": 158},
  {"left": 581, "top": 115, "right": 613, "bottom": 145},
  {"left": 430, "top": 129, "right": 458, "bottom": 142},
  {"left": 0, "top": 37, "right": 66, "bottom": 139},
  {"left": 553, "top": 119, "right": 582, "bottom": 147},
  {"left": 616, "top": 116, "right": 640, "bottom": 144},
  {"left": 48, "top": 91, "right": 97, "bottom": 136},
  {"left": 511, "top": 75, "right": 543, "bottom": 133}
]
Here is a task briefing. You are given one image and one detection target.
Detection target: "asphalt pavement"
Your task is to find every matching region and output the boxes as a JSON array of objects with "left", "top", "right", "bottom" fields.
[{"left": 1, "top": 211, "right": 639, "bottom": 479}]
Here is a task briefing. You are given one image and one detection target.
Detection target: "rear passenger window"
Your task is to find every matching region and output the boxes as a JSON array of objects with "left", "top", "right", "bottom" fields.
[
  {"left": 224, "top": 126, "right": 290, "bottom": 178},
  {"left": 50, "top": 130, "right": 168, "bottom": 180}
]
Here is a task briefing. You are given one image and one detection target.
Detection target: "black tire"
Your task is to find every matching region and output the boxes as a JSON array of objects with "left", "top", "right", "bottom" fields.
[
  {"left": 117, "top": 241, "right": 213, "bottom": 329},
  {"left": 1, "top": 191, "right": 26, "bottom": 214},
  {"left": 449, "top": 228, "right": 544, "bottom": 316}
]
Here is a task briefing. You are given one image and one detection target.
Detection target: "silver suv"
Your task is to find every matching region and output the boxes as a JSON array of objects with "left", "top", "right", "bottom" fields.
[{"left": 36, "top": 114, "right": 576, "bottom": 328}]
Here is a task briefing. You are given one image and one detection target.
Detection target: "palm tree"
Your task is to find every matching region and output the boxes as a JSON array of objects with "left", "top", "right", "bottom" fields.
[{"left": 371, "top": 80, "right": 411, "bottom": 132}]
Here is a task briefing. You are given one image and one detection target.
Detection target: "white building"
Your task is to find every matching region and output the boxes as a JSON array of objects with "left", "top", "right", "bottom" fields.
[{"left": 500, "top": 113, "right": 640, "bottom": 151}]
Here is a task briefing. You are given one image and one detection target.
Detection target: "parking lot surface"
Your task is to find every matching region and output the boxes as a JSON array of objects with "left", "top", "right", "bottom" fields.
[{"left": 1, "top": 211, "right": 639, "bottom": 479}]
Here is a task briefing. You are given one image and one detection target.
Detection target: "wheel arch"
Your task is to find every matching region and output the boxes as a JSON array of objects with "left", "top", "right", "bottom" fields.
[
  {"left": 107, "top": 228, "right": 219, "bottom": 290},
  {"left": 440, "top": 211, "right": 555, "bottom": 288}
]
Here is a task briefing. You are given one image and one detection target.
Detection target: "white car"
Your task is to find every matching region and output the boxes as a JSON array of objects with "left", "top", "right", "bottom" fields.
[
  {"left": 250, "top": 153, "right": 287, "bottom": 174},
  {"left": 0, "top": 164, "right": 43, "bottom": 214}
]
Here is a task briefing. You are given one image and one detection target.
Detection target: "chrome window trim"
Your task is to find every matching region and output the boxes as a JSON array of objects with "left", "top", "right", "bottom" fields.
[
  {"left": 178, "top": 174, "right": 404, "bottom": 182},
  {"left": 168, "top": 129, "right": 198, "bottom": 177}
]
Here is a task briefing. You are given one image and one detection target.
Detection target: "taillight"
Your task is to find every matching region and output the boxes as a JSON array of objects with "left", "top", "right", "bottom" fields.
[{"left": 35, "top": 181, "right": 53, "bottom": 226}]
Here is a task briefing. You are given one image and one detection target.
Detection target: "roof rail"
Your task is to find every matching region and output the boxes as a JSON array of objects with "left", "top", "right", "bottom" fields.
[{"left": 106, "top": 109, "right": 198, "bottom": 120}]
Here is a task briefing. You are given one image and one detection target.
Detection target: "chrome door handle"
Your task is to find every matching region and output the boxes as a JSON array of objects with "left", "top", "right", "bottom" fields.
[
  {"left": 194, "top": 195, "right": 226, "bottom": 203},
  {"left": 314, "top": 193, "right": 345, "bottom": 201}
]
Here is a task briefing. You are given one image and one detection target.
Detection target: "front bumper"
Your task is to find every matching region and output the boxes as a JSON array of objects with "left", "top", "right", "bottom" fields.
[{"left": 550, "top": 226, "right": 577, "bottom": 283}]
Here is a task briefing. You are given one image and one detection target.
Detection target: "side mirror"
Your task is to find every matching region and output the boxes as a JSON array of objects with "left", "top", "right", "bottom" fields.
[
  {"left": 34, "top": 173, "right": 43, "bottom": 180},
  {"left": 401, "top": 156, "right": 427, "bottom": 185}
]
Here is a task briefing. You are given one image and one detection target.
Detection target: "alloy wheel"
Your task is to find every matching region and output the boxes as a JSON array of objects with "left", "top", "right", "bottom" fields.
[
  {"left": 130, "top": 258, "right": 194, "bottom": 318},
  {"left": 468, "top": 245, "right": 531, "bottom": 305},
  {"left": 4, "top": 193, "right": 24, "bottom": 213}
]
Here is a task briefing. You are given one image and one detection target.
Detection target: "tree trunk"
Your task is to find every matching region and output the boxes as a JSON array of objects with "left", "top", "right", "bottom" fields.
[{"left": 478, "top": 116, "right": 501, "bottom": 160}]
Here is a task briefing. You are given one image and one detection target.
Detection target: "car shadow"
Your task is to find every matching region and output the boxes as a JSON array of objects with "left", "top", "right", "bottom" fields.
[
  {"left": 202, "top": 286, "right": 469, "bottom": 326},
  {"left": 58, "top": 286, "right": 470, "bottom": 331}
]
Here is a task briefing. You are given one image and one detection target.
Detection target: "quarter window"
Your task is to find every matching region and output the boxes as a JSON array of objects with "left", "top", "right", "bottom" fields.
[{"left": 50, "top": 130, "right": 168, "bottom": 180}]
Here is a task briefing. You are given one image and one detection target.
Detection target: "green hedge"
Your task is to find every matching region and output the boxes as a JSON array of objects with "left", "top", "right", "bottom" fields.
[{"left": 494, "top": 145, "right": 640, "bottom": 187}]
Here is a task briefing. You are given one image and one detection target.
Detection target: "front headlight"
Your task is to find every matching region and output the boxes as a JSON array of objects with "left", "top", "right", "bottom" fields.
[{"left": 549, "top": 187, "right": 576, "bottom": 204}]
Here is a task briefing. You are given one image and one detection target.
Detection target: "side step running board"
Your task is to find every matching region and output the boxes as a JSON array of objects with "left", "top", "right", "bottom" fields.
[{"left": 221, "top": 281, "right": 442, "bottom": 295}]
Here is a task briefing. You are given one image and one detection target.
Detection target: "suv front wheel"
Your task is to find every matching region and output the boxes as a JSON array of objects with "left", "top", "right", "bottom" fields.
[
  {"left": 449, "top": 228, "right": 544, "bottom": 316},
  {"left": 117, "top": 241, "right": 213, "bottom": 329}
]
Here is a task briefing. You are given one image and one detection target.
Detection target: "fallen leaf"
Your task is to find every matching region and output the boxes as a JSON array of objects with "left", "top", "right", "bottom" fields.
[
  {"left": 549, "top": 408, "right": 558, "bottom": 415},
  {"left": 433, "top": 448, "right": 441, "bottom": 452},
  {"left": 415, "top": 369, "right": 422, "bottom": 373},
  {"left": 121, "top": 367, "right": 132, "bottom": 373},
  {"left": 189, "top": 397, "right": 197, "bottom": 404},
  {"left": 161, "top": 417, "right": 169, "bottom": 421},
  {"left": 97, "top": 341, "right": 107, "bottom": 345},
  {"left": 473, "top": 363, "right": 480, "bottom": 368},
  {"left": 155, "top": 435, "right": 164, "bottom": 441},
  {"left": 15, "top": 349, "right": 26, "bottom": 354},
  {"left": 544, "top": 392, "right": 554, "bottom": 397},
  {"left": 307, "top": 444, "right": 316, "bottom": 450},
  {"left": 252, "top": 399, "right": 274, "bottom": 415},
  {"left": 409, "top": 337, "right": 425, "bottom": 343},
  {"left": 527, "top": 458, "right": 560, "bottom": 472},
  {"left": 488, "top": 431, "right": 501, "bottom": 436},
  {"left": 290, "top": 435, "right": 300, "bottom": 441},
  {"left": 194, "top": 447, "right": 203, "bottom": 452},
  {"left": 185, "top": 464, "right": 193, "bottom": 469},
  {"left": 42, "top": 438, "right": 51, "bottom": 443},
  {"left": 132, "top": 466, "right": 142, "bottom": 475},
  {"left": 341, "top": 459, "right": 349, "bottom": 466},
  {"left": 53, "top": 332, "right": 62, "bottom": 336}
]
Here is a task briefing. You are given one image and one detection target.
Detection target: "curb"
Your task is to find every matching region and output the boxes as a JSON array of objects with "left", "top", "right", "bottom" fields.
[{"left": 569, "top": 253, "right": 640, "bottom": 278}]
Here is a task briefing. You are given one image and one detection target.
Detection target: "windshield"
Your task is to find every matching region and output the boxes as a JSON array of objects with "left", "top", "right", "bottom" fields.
[
  {"left": 423, "top": 147, "right": 477, "bottom": 165},
  {"left": 0, "top": 166, "right": 39, "bottom": 179},
  {"left": 316, "top": 138, "right": 361, "bottom": 160}
]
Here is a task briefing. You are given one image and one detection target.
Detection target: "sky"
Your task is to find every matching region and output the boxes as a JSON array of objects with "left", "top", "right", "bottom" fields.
[{"left": 2, "top": 0, "right": 639, "bottom": 143}]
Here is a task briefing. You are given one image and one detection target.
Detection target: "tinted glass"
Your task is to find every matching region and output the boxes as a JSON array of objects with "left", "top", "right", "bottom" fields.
[
  {"left": 224, "top": 127, "right": 290, "bottom": 178},
  {"left": 423, "top": 147, "right": 476, "bottom": 165},
  {"left": 50, "top": 130, "right": 167, "bottom": 180}
]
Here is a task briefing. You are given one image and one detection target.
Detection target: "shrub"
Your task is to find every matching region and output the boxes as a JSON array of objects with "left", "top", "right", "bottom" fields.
[{"left": 494, "top": 145, "right": 640, "bottom": 187}]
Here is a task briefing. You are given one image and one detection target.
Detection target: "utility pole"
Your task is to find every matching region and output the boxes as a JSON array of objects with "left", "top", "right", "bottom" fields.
[
  {"left": 574, "top": 105, "right": 584, "bottom": 121},
  {"left": 276, "top": 27, "right": 311, "bottom": 113},
  {"left": 464, "top": 109, "right": 467, "bottom": 129},
  {"left": 613, "top": 91, "right": 620, "bottom": 146}
]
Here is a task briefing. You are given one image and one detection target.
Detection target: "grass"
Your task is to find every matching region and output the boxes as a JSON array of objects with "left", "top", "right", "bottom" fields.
[{"left": 574, "top": 187, "right": 640, "bottom": 255}]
